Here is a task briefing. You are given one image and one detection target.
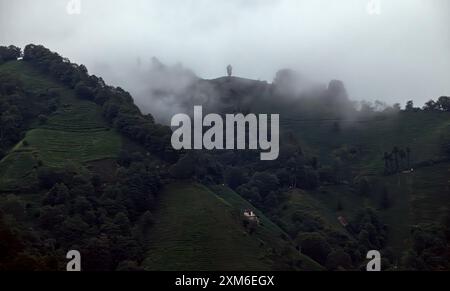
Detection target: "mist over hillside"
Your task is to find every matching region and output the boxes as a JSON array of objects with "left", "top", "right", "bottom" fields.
[
  {"left": 124, "top": 58, "right": 399, "bottom": 124},
  {"left": 2, "top": 0, "right": 449, "bottom": 111}
]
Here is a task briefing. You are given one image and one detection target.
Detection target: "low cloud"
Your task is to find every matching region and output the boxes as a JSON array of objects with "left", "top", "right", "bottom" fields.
[{"left": 1, "top": 0, "right": 449, "bottom": 121}]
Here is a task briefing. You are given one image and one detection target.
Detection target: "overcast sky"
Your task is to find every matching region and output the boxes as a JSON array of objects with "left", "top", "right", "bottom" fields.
[{"left": 1, "top": 0, "right": 449, "bottom": 106}]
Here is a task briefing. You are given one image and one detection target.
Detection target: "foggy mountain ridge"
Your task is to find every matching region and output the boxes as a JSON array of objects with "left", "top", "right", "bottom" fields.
[
  {"left": 130, "top": 58, "right": 375, "bottom": 124},
  {"left": 3, "top": 0, "right": 449, "bottom": 109}
]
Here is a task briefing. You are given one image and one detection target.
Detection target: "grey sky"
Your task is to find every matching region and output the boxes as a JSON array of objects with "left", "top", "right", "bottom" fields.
[{"left": 1, "top": 0, "right": 449, "bottom": 107}]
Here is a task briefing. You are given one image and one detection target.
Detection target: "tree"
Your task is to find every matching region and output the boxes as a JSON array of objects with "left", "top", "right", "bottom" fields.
[
  {"left": 442, "top": 136, "right": 450, "bottom": 157},
  {"left": 331, "top": 158, "right": 344, "bottom": 184},
  {"left": 423, "top": 99, "right": 439, "bottom": 111},
  {"left": 336, "top": 198, "right": 343, "bottom": 211},
  {"left": 401, "top": 250, "right": 425, "bottom": 270},
  {"left": 82, "top": 236, "right": 113, "bottom": 271},
  {"left": 352, "top": 208, "right": 387, "bottom": 250},
  {"left": 37, "top": 167, "right": 69, "bottom": 189},
  {"left": 302, "top": 169, "right": 319, "bottom": 190},
  {"left": 380, "top": 186, "right": 390, "bottom": 209},
  {"left": 437, "top": 96, "right": 450, "bottom": 112},
  {"left": 69, "top": 174, "right": 95, "bottom": 198},
  {"left": 405, "top": 100, "right": 414, "bottom": 111},
  {"left": 72, "top": 196, "right": 93, "bottom": 215},
  {"left": 310, "top": 157, "right": 319, "bottom": 170},
  {"left": 275, "top": 168, "right": 290, "bottom": 186},
  {"left": 0, "top": 210, "right": 26, "bottom": 268},
  {"left": 359, "top": 178, "right": 371, "bottom": 196},
  {"left": 383, "top": 152, "right": 390, "bottom": 174},
  {"left": 236, "top": 185, "right": 261, "bottom": 206},
  {"left": 39, "top": 206, "right": 64, "bottom": 230},
  {"left": 443, "top": 210, "right": 450, "bottom": 241},
  {"left": 74, "top": 81, "right": 94, "bottom": 100},
  {"left": 116, "top": 162, "right": 160, "bottom": 216},
  {"left": 38, "top": 114, "right": 48, "bottom": 125},
  {"left": 114, "top": 212, "right": 131, "bottom": 235},
  {"left": 0, "top": 106, "right": 23, "bottom": 146},
  {"left": 139, "top": 211, "right": 154, "bottom": 231},
  {"left": 224, "top": 167, "right": 247, "bottom": 190},
  {"left": 249, "top": 172, "right": 279, "bottom": 197},
  {"left": 297, "top": 232, "right": 331, "bottom": 265},
  {"left": 58, "top": 215, "right": 90, "bottom": 243},
  {"left": 264, "top": 191, "right": 279, "bottom": 208},
  {"left": 392, "top": 146, "right": 400, "bottom": 172},
  {"left": 399, "top": 148, "right": 406, "bottom": 170},
  {"left": 327, "top": 80, "right": 349, "bottom": 103},
  {"left": 0, "top": 46, "right": 21, "bottom": 62},
  {"left": 406, "top": 147, "right": 411, "bottom": 168},
  {"left": 117, "top": 150, "right": 132, "bottom": 167},
  {"left": 1, "top": 195, "right": 26, "bottom": 221},
  {"left": 43, "top": 183, "right": 69, "bottom": 206},
  {"left": 94, "top": 89, "right": 110, "bottom": 106},
  {"left": 169, "top": 152, "right": 196, "bottom": 179},
  {"left": 406, "top": 223, "right": 449, "bottom": 270},
  {"left": 326, "top": 249, "right": 352, "bottom": 270}
]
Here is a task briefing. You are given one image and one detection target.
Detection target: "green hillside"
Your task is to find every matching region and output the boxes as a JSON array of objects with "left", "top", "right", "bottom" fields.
[
  {"left": 0, "top": 57, "right": 324, "bottom": 271},
  {"left": 0, "top": 46, "right": 178, "bottom": 271},
  {"left": 0, "top": 61, "right": 122, "bottom": 191},
  {"left": 380, "top": 163, "right": 450, "bottom": 254},
  {"left": 278, "top": 112, "right": 450, "bottom": 262},
  {"left": 282, "top": 112, "right": 450, "bottom": 176},
  {"left": 143, "top": 182, "right": 323, "bottom": 271},
  {"left": 0, "top": 45, "right": 448, "bottom": 271}
]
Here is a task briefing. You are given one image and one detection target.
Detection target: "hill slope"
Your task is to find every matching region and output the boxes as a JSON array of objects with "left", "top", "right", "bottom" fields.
[
  {"left": 279, "top": 111, "right": 450, "bottom": 261},
  {"left": 0, "top": 61, "right": 122, "bottom": 191},
  {"left": 143, "top": 182, "right": 323, "bottom": 271},
  {"left": 282, "top": 111, "right": 450, "bottom": 175}
]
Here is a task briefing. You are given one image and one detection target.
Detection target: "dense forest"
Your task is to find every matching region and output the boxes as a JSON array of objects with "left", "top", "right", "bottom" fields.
[{"left": 0, "top": 45, "right": 449, "bottom": 271}]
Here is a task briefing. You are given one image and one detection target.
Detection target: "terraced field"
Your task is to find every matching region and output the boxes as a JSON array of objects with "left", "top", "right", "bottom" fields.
[
  {"left": 15, "top": 94, "right": 121, "bottom": 168},
  {"left": 0, "top": 61, "right": 121, "bottom": 191}
]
